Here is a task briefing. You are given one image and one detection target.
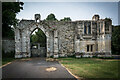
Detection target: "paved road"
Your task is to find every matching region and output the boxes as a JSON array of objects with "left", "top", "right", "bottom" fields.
[{"left": 2, "top": 58, "right": 77, "bottom": 80}]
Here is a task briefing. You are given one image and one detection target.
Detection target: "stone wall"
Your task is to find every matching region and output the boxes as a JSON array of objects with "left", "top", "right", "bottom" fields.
[
  {"left": 2, "top": 39, "right": 15, "bottom": 53},
  {"left": 14, "top": 14, "right": 112, "bottom": 58},
  {"left": 57, "top": 22, "right": 75, "bottom": 57}
]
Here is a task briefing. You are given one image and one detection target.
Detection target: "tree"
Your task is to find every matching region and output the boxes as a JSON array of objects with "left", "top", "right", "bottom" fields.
[
  {"left": 60, "top": 17, "right": 72, "bottom": 21},
  {"left": 105, "top": 17, "right": 111, "bottom": 21},
  {"left": 2, "top": 2, "right": 24, "bottom": 39},
  {"left": 46, "top": 13, "right": 57, "bottom": 21},
  {"left": 31, "top": 34, "right": 38, "bottom": 43},
  {"left": 112, "top": 25, "right": 120, "bottom": 55},
  {"left": 31, "top": 29, "right": 46, "bottom": 47}
]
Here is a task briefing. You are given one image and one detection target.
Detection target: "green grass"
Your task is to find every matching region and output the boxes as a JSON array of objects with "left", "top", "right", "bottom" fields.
[
  {"left": 59, "top": 58, "right": 119, "bottom": 78},
  {"left": 2, "top": 58, "right": 15, "bottom": 65}
]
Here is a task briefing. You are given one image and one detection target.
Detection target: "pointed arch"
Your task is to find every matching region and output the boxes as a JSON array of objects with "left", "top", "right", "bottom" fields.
[{"left": 15, "top": 21, "right": 54, "bottom": 58}]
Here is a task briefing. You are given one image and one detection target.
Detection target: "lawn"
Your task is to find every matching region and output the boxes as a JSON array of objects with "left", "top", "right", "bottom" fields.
[{"left": 59, "top": 58, "right": 119, "bottom": 79}]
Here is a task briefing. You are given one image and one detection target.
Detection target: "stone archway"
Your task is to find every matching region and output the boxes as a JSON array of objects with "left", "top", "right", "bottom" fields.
[
  {"left": 29, "top": 25, "right": 48, "bottom": 57},
  {"left": 30, "top": 28, "right": 47, "bottom": 57},
  {"left": 14, "top": 14, "right": 58, "bottom": 58}
]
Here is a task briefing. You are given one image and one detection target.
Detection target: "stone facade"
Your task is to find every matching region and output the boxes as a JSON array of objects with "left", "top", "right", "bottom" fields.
[{"left": 14, "top": 14, "right": 112, "bottom": 58}]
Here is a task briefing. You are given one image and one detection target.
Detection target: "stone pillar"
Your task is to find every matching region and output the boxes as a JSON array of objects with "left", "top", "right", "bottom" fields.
[
  {"left": 15, "top": 28, "right": 22, "bottom": 58},
  {"left": 104, "top": 21, "right": 112, "bottom": 56},
  {"left": 53, "top": 30, "right": 59, "bottom": 58},
  {"left": 46, "top": 32, "right": 51, "bottom": 58},
  {"left": 26, "top": 30, "right": 31, "bottom": 57},
  {"left": 75, "top": 40, "right": 80, "bottom": 53},
  {"left": 91, "top": 21, "right": 92, "bottom": 34},
  {"left": 26, "top": 35, "right": 31, "bottom": 57},
  {"left": 109, "top": 21, "right": 112, "bottom": 55},
  {"left": 83, "top": 21, "right": 84, "bottom": 34},
  {"left": 49, "top": 31, "right": 54, "bottom": 57},
  {"left": 38, "top": 43, "right": 40, "bottom": 49},
  {"left": 21, "top": 29, "right": 30, "bottom": 58},
  {"left": 103, "top": 21, "right": 105, "bottom": 53},
  {"left": 103, "top": 21, "right": 105, "bottom": 34},
  {"left": 75, "top": 37, "right": 81, "bottom": 58}
]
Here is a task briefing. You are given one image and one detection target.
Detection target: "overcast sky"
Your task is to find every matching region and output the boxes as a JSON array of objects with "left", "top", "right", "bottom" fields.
[{"left": 16, "top": 2, "right": 119, "bottom": 25}]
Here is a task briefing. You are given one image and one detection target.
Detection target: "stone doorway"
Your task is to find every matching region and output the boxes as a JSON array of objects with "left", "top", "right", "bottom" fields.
[
  {"left": 14, "top": 14, "right": 61, "bottom": 58},
  {"left": 30, "top": 28, "right": 47, "bottom": 57},
  {"left": 14, "top": 18, "right": 55, "bottom": 58}
]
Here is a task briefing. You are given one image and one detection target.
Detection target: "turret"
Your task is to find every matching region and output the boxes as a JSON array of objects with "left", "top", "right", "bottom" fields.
[
  {"left": 35, "top": 14, "right": 41, "bottom": 22},
  {"left": 92, "top": 14, "right": 100, "bottom": 21}
]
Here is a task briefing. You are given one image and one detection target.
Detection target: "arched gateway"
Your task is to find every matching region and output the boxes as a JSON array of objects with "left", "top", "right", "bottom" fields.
[
  {"left": 15, "top": 14, "right": 112, "bottom": 58},
  {"left": 15, "top": 14, "right": 58, "bottom": 58}
]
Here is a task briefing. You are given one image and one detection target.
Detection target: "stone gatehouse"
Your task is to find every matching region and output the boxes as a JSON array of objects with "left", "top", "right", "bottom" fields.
[{"left": 14, "top": 14, "right": 112, "bottom": 58}]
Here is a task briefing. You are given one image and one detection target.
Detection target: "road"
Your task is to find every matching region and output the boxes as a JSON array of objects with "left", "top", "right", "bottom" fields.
[{"left": 2, "top": 58, "right": 77, "bottom": 80}]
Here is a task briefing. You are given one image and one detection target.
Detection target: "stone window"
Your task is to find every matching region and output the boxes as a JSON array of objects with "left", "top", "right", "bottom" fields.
[
  {"left": 105, "top": 22, "right": 109, "bottom": 31},
  {"left": 87, "top": 45, "right": 89, "bottom": 52},
  {"left": 84, "top": 25, "right": 91, "bottom": 34},
  {"left": 91, "top": 45, "right": 93, "bottom": 51},
  {"left": 84, "top": 26, "right": 87, "bottom": 34},
  {"left": 88, "top": 25, "right": 91, "bottom": 34},
  {"left": 99, "top": 27, "right": 100, "bottom": 33},
  {"left": 87, "top": 45, "right": 93, "bottom": 52},
  {"left": 101, "top": 22, "right": 103, "bottom": 32}
]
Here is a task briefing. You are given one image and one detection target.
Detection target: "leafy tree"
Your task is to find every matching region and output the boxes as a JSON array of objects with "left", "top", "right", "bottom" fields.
[
  {"left": 31, "top": 29, "right": 46, "bottom": 47},
  {"left": 112, "top": 25, "right": 120, "bottom": 55},
  {"left": 105, "top": 17, "right": 111, "bottom": 21},
  {"left": 46, "top": 13, "right": 57, "bottom": 21},
  {"left": 2, "top": 2, "right": 24, "bottom": 39},
  {"left": 60, "top": 17, "right": 72, "bottom": 21},
  {"left": 31, "top": 34, "right": 38, "bottom": 43}
]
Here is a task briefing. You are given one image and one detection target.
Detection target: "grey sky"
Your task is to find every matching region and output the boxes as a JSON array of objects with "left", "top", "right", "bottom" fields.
[{"left": 16, "top": 2, "right": 118, "bottom": 25}]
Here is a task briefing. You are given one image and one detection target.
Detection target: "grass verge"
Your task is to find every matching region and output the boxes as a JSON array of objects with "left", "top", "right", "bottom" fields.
[{"left": 59, "top": 58, "right": 119, "bottom": 79}]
